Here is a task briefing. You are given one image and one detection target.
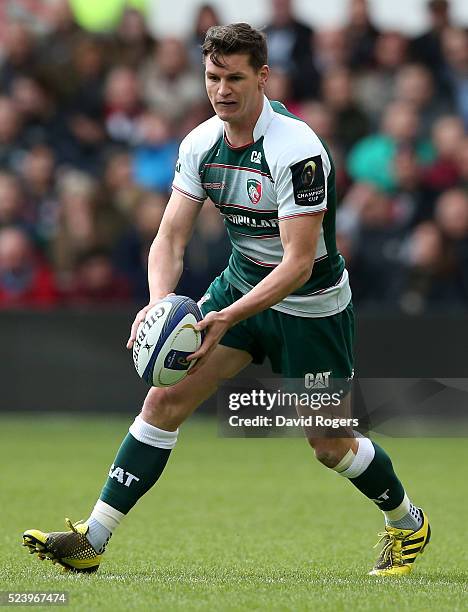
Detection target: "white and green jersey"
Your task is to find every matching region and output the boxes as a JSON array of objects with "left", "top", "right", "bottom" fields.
[{"left": 172, "top": 97, "right": 351, "bottom": 317}]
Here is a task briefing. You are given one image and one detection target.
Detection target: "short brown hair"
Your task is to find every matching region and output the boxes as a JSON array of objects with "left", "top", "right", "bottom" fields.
[{"left": 202, "top": 23, "right": 267, "bottom": 71}]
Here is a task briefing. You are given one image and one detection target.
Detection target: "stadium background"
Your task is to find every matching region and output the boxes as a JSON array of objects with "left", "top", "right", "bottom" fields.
[
  {"left": 1, "top": 2, "right": 467, "bottom": 609},
  {"left": 1, "top": 0, "right": 468, "bottom": 408}
]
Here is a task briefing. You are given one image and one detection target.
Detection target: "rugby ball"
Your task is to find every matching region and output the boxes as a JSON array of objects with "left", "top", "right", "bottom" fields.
[{"left": 132, "top": 295, "right": 204, "bottom": 387}]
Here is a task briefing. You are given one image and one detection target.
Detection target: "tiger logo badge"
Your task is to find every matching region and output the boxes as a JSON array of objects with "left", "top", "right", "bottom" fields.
[{"left": 247, "top": 179, "right": 262, "bottom": 205}]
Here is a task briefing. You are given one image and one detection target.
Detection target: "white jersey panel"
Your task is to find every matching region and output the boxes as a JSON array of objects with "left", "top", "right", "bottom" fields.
[
  {"left": 172, "top": 115, "right": 222, "bottom": 202},
  {"left": 264, "top": 112, "right": 331, "bottom": 220}
]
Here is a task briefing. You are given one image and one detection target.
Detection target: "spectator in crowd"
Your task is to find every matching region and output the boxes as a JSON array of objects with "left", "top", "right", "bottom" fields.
[
  {"left": 265, "top": 0, "right": 316, "bottom": 100},
  {"left": 297, "top": 27, "right": 350, "bottom": 101},
  {"left": 51, "top": 169, "right": 100, "bottom": 287},
  {"left": 114, "top": 191, "right": 166, "bottom": 302},
  {"left": 35, "top": 0, "right": 82, "bottom": 102},
  {"left": 0, "top": 172, "right": 30, "bottom": 231},
  {"left": 0, "top": 97, "right": 25, "bottom": 173},
  {"left": 410, "top": 0, "right": 452, "bottom": 83},
  {"left": 66, "top": 247, "right": 130, "bottom": 305},
  {"left": 337, "top": 182, "right": 406, "bottom": 305},
  {"left": 131, "top": 110, "right": 179, "bottom": 194},
  {"left": 104, "top": 66, "right": 143, "bottom": 146},
  {"left": 393, "top": 63, "right": 454, "bottom": 138},
  {"left": 0, "top": 21, "right": 37, "bottom": 92},
  {"left": 0, "top": 225, "right": 58, "bottom": 307},
  {"left": 64, "top": 36, "right": 107, "bottom": 172},
  {"left": 440, "top": 27, "right": 468, "bottom": 129},
  {"left": 455, "top": 135, "right": 468, "bottom": 188},
  {"left": 264, "top": 68, "right": 301, "bottom": 116},
  {"left": 422, "top": 115, "right": 465, "bottom": 205},
  {"left": 321, "top": 66, "right": 370, "bottom": 153},
  {"left": 20, "top": 144, "right": 59, "bottom": 244},
  {"left": 265, "top": 0, "right": 313, "bottom": 70},
  {"left": 100, "top": 149, "right": 142, "bottom": 219},
  {"left": 300, "top": 100, "right": 335, "bottom": 144},
  {"left": 391, "top": 146, "right": 428, "bottom": 229},
  {"left": 347, "top": 100, "right": 434, "bottom": 192},
  {"left": 140, "top": 37, "right": 206, "bottom": 123},
  {"left": 0, "top": 0, "right": 52, "bottom": 38},
  {"left": 9, "top": 75, "right": 74, "bottom": 166},
  {"left": 313, "top": 28, "right": 349, "bottom": 73},
  {"left": 355, "top": 31, "right": 409, "bottom": 126},
  {"left": 67, "top": 36, "right": 106, "bottom": 116},
  {"left": 188, "top": 4, "right": 221, "bottom": 69},
  {"left": 399, "top": 220, "right": 462, "bottom": 313},
  {"left": 345, "top": 0, "right": 379, "bottom": 69},
  {"left": 108, "top": 8, "right": 154, "bottom": 69},
  {"left": 435, "top": 187, "right": 468, "bottom": 243},
  {"left": 433, "top": 187, "right": 468, "bottom": 301}
]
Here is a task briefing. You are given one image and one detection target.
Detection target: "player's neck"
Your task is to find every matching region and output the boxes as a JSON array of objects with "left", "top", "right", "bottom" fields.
[
  {"left": 223, "top": 97, "right": 264, "bottom": 148},
  {"left": 224, "top": 121, "right": 256, "bottom": 148}
]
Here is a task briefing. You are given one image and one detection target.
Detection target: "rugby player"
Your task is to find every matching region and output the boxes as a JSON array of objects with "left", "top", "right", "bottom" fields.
[{"left": 23, "top": 23, "right": 430, "bottom": 576}]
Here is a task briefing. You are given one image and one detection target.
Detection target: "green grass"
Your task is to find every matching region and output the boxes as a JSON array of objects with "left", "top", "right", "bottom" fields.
[{"left": 1, "top": 415, "right": 467, "bottom": 611}]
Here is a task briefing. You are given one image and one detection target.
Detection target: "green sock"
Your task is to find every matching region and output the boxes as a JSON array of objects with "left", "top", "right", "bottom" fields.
[
  {"left": 99, "top": 416, "right": 178, "bottom": 514},
  {"left": 335, "top": 438, "right": 405, "bottom": 510}
]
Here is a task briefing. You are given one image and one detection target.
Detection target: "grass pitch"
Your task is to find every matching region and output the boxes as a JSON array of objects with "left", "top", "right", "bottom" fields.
[{"left": 1, "top": 415, "right": 467, "bottom": 611}]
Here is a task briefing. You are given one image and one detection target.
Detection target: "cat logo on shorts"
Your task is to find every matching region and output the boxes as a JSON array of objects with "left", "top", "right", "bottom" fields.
[
  {"left": 305, "top": 371, "right": 331, "bottom": 389},
  {"left": 247, "top": 179, "right": 262, "bottom": 205}
]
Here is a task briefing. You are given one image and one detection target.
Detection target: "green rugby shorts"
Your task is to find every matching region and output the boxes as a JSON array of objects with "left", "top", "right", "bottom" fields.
[{"left": 199, "top": 271, "right": 354, "bottom": 380}]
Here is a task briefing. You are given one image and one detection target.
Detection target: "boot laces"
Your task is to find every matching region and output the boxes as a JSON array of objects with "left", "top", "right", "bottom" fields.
[{"left": 374, "top": 530, "right": 405, "bottom": 566}]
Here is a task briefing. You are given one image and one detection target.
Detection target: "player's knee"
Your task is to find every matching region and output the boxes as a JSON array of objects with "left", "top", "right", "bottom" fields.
[
  {"left": 308, "top": 438, "right": 344, "bottom": 468},
  {"left": 141, "top": 387, "right": 190, "bottom": 430}
]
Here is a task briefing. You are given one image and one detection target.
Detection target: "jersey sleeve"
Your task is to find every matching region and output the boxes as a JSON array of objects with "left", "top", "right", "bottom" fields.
[
  {"left": 275, "top": 144, "right": 331, "bottom": 221},
  {"left": 172, "top": 137, "right": 207, "bottom": 204}
]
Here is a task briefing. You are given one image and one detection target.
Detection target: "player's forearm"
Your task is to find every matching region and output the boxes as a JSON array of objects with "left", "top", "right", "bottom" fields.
[
  {"left": 147, "top": 234, "right": 184, "bottom": 302},
  {"left": 221, "top": 258, "right": 312, "bottom": 326}
]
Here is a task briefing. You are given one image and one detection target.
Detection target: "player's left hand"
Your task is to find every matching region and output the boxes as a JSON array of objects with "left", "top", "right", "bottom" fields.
[{"left": 187, "top": 310, "right": 232, "bottom": 375}]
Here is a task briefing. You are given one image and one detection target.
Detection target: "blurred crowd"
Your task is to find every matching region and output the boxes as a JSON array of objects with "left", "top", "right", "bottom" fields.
[{"left": 0, "top": 0, "right": 468, "bottom": 313}]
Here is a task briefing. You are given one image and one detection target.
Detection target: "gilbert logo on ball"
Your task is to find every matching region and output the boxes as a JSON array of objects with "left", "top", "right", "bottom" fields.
[{"left": 132, "top": 296, "right": 204, "bottom": 387}]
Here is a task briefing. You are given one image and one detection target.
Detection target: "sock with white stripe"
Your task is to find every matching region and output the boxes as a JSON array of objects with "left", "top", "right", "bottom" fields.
[
  {"left": 383, "top": 494, "right": 422, "bottom": 531},
  {"left": 86, "top": 500, "right": 124, "bottom": 553},
  {"left": 334, "top": 438, "right": 421, "bottom": 530},
  {"left": 85, "top": 416, "right": 178, "bottom": 552}
]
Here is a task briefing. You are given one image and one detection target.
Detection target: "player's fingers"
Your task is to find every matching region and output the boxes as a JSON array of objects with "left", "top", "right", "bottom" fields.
[
  {"left": 188, "top": 341, "right": 217, "bottom": 373},
  {"left": 187, "top": 346, "right": 205, "bottom": 362},
  {"left": 195, "top": 318, "right": 210, "bottom": 331},
  {"left": 187, "top": 331, "right": 213, "bottom": 361},
  {"left": 126, "top": 310, "right": 146, "bottom": 349},
  {"left": 187, "top": 338, "right": 213, "bottom": 364},
  {"left": 126, "top": 327, "right": 138, "bottom": 349}
]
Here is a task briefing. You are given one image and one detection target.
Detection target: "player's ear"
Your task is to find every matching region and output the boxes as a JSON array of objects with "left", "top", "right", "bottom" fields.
[{"left": 258, "top": 65, "right": 269, "bottom": 89}]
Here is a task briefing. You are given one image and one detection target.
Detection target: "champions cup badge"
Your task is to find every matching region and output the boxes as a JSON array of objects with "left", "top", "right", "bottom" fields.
[
  {"left": 247, "top": 179, "right": 262, "bottom": 204},
  {"left": 290, "top": 155, "right": 325, "bottom": 205},
  {"left": 301, "top": 160, "right": 316, "bottom": 187}
]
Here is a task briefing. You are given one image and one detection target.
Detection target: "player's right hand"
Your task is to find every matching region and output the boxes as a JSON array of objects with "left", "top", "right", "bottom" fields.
[{"left": 126, "top": 294, "right": 175, "bottom": 349}]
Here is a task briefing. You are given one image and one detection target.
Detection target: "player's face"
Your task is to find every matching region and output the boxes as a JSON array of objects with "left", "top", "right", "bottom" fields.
[{"left": 205, "top": 54, "right": 268, "bottom": 126}]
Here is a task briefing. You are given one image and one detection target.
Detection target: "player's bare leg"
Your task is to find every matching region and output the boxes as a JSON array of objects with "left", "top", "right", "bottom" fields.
[
  {"left": 23, "top": 345, "right": 251, "bottom": 573},
  {"left": 140, "top": 345, "right": 251, "bottom": 431}
]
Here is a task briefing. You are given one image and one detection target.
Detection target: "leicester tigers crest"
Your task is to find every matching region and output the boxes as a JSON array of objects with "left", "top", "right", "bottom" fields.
[{"left": 247, "top": 179, "right": 262, "bottom": 205}]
